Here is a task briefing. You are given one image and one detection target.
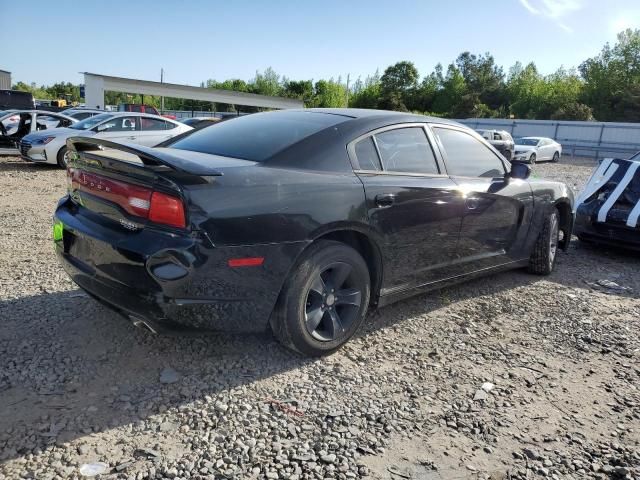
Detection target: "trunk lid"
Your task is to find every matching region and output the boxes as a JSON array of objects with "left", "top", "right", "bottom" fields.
[{"left": 66, "top": 137, "right": 252, "bottom": 232}]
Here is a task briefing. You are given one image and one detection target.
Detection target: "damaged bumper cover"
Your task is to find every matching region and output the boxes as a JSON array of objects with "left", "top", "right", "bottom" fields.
[{"left": 574, "top": 155, "right": 640, "bottom": 250}]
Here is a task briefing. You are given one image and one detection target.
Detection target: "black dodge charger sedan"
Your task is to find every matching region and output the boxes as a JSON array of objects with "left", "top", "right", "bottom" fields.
[{"left": 54, "top": 109, "right": 574, "bottom": 355}]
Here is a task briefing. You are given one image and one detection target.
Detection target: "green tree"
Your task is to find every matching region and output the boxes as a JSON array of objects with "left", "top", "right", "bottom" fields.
[
  {"left": 12, "top": 81, "right": 51, "bottom": 100},
  {"left": 252, "top": 67, "right": 281, "bottom": 97},
  {"left": 580, "top": 29, "right": 640, "bottom": 121},
  {"left": 379, "top": 61, "right": 419, "bottom": 111},
  {"left": 282, "top": 80, "right": 314, "bottom": 105},
  {"left": 455, "top": 52, "right": 506, "bottom": 111},
  {"left": 431, "top": 64, "right": 467, "bottom": 115},
  {"left": 312, "top": 79, "right": 347, "bottom": 108},
  {"left": 349, "top": 71, "right": 381, "bottom": 109}
]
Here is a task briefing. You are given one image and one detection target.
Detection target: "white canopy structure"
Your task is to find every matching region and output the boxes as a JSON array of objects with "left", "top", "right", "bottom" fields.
[{"left": 83, "top": 73, "right": 302, "bottom": 110}]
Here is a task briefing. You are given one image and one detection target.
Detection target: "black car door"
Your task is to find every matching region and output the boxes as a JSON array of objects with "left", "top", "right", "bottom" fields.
[
  {"left": 350, "top": 124, "right": 466, "bottom": 293},
  {"left": 431, "top": 125, "right": 534, "bottom": 272},
  {"left": 0, "top": 113, "right": 33, "bottom": 149}
]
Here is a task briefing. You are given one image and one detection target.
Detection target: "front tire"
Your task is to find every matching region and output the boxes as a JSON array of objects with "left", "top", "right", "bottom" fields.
[
  {"left": 504, "top": 150, "right": 512, "bottom": 161},
  {"left": 528, "top": 209, "right": 560, "bottom": 275},
  {"left": 57, "top": 146, "right": 70, "bottom": 169},
  {"left": 552, "top": 152, "right": 560, "bottom": 163},
  {"left": 529, "top": 153, "right": 537, "bottom": 164},
  {"left": 270, "top": 240, "right": 371, "bottom": 356}
]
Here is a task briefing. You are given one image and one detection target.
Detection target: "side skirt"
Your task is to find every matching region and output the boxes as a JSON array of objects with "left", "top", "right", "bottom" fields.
[{"left": 377, "top": 259, "right": 529, "bottom": 308}]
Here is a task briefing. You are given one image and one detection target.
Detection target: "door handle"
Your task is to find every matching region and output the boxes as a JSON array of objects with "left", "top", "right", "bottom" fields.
[
  {"left": 127, "top": 136, "right": 136, "bottom": 140},
  {"left": 375, "top": 193, "right": 396, "bottom": 207}
]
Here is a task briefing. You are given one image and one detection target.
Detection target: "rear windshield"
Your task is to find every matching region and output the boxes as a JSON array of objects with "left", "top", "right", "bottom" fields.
[
  {"left": 517, "top": 138, "right": 539, "bottom": 146},
  {"left": 168, "top": 111, "right": 348, "bottom": 161}
]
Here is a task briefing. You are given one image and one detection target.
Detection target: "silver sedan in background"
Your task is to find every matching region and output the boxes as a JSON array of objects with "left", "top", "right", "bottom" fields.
[{"left": 20, "top": 112, "right": 193, "bottom": 167}]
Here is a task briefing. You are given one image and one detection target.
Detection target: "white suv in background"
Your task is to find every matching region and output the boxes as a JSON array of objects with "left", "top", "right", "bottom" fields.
[{"left": 19, "top": 112, "right": 192, "bottom": 168}]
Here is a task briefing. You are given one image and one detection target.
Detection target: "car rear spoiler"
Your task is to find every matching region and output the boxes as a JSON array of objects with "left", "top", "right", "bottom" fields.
[{"left": 67, "top": 137, "right": 224, "bottom": 176}]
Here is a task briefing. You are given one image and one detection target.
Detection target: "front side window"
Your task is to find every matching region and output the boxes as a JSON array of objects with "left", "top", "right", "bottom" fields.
[
  {"left": 493, "top": 133, "right": 503, "bottom": 141},
  {"left": 433, "top": 127, "right": 505, "bottom": 178},
  {"left": 70, "top": 113, "right": 113, "bottom": 130},
  {"left": 97, "top": 116, "right": 138, "bottom": 132},
  {"left": 374, "top": 127, "right": 439, "bottom": 174}
]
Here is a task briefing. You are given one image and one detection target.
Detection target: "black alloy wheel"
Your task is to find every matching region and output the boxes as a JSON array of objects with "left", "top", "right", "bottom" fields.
[
  {"left": 270, "top": 240, "right": 371, "bottom": 356},
  {"left": 304, "top": 262, "right": 363, "bottom": 341}
]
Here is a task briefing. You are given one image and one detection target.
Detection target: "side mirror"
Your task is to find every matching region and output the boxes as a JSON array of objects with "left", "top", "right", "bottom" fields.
[{"left": 509, "top": 160, "right": 531, "bottom": 180}]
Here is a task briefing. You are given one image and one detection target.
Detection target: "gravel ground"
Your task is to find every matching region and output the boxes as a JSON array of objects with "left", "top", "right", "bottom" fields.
[{"left": 0, "top": 155, "right": 639, "bottom": 480}]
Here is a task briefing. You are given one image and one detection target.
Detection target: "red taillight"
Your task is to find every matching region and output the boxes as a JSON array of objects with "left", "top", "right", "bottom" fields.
[
  {"left": 148, "top": 191, "right": 186, "bottom": 228},
  {"left": 228, "top": 257, "right": 265, "bottom": 268},
  {"left": 68, "top": 169, "right": 186, "bottom": 229}
]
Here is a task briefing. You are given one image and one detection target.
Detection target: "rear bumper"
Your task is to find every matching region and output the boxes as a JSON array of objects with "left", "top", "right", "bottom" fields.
[{"left": 54, "top": 197, "right": 307, "bottom": 333}]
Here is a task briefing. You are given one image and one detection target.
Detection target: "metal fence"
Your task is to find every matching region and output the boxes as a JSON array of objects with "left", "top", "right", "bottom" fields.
[{"left": 457, "top": 118, "right": 640, "bottom": 161}]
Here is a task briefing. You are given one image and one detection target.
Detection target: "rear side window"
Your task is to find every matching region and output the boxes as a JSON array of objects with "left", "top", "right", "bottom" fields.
[
  {"left": 169, "top": 111, "right": 348, "bottom": 162},
  {"left": 433, "top": 127, "right": 505, "bottom": 178},
  {"left": 354, "top": 137, "right": 381, "bottom": 171},
  {"left": 140, "top": 117, "right": 167, "bottom": 131},
  {"left": 375, "top": 127, "right": 438, "bottom": 174}
]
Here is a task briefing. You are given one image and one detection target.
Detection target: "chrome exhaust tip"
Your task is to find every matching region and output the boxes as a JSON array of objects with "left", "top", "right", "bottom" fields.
[{"left": 131, "top": 317, "right": 158, "bottom": 334}]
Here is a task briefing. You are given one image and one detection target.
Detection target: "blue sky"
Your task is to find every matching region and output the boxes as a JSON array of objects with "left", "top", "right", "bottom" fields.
[{"left": 1, "top": 0, "right": 638, "bottom": 87}]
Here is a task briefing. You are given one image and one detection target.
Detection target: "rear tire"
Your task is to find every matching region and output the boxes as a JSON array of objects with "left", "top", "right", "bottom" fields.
[
  {"left": 528, "top": 209, "right": 560, "bottom": 275},
  {"left": 270, "top": 240, "right": 371, "bottom": 356},
  {"left": 57, "top": 146, "right": 69, "bottom": 169},
  {"left": 529, "top": 153, "right": 537, "bottom": 164}
]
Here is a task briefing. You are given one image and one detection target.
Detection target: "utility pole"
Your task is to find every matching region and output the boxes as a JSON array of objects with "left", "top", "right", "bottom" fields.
[
  {"left": 161, "top": 68, "right": 164, "bottom": 113},
  {"left": 345, "top": 74, "right": 350, "bottom": 107}
]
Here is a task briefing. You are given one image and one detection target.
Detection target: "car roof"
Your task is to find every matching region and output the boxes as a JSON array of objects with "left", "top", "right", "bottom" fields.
[
  {"left": 65, "top": 108, "right": 103, "bottom": 112},
  {"left": 0, "top": 109, "right": 76, "bottom": 118},
  {"left": 96, "top": 111, "right": 178, "bottom": 121},
  {"left": 282, "top": 108, "right": 461, "bottom": 126}
]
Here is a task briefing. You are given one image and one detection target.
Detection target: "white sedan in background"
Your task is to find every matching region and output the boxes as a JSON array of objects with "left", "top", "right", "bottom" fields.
[
  {"left": 19, "top": 112, "right": 193, "bottom": 168},
  {"left": 513, "top": 136, "right": 562, "bottom": 164}
]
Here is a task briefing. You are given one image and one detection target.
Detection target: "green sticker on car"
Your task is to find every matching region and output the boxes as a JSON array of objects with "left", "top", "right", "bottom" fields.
[{"left": 53, "top": 220, "right": 64, "bottom": 243}]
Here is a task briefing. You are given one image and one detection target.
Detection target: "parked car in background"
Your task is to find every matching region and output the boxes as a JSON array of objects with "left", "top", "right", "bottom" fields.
[
  {"left": 0, "top": 90, "right": 35, "bottom": 110},
  {"left": 476, "top": 129, "right": 515, "bottom": 160},
  {"left": 53, "top": 109, "right": 574, "bottom": 356},
  {"left": 0, "top": 110, "right": 76, "bottom": 155},
  {"left": 180, "top": 117, "right": 226, "bottom": 129},
  {"left": 20, "top": 112, "right": 191, "bottom": 167},
  {"left": 514, "top": 137, "right": 562, "bottom": 164},
  {"left": 62, "top": 108, "right": 105, "bottom": 121},
  {"left": 118, "top": 103, "right": 176, "bottom": 120},
  {"left": 575, "top": 153, "right": 640, "bottom": 251}
]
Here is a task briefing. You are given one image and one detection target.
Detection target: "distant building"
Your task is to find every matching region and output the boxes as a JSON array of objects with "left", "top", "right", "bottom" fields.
[{"left": 0, "top": 70, "right": 11, "bottom": 90}]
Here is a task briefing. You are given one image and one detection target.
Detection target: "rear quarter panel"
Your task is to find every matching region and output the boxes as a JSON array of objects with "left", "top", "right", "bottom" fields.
[{"left": 183, "top": 165, "right": 369, "bottom": 246}]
